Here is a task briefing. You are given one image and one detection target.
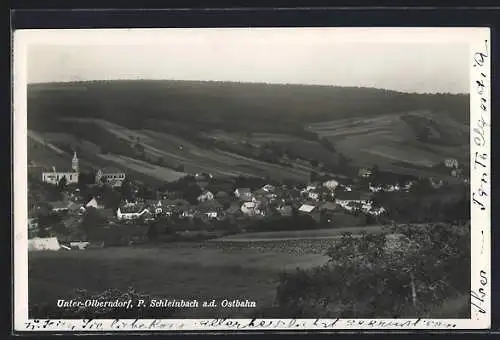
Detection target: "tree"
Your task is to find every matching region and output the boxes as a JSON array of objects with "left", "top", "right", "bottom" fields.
[
  {"left": 183, "top": 184, "right": 203, "bottom": 205},
  {"left": 120, "top": 177, "right": 134, "bottom": 202},
  {"left": 309, "top": 171, "right": 318, "bottom": 183},
  {"left": 273, "top": 223, "right": 470, "bottom": 318},
  {"left": 79, "top": 207, "right": 107, "bottom": 236},
  {"left": 147, "top": 224, "right": 158, "bottom": 242},
  {"left": 58, "top": 176, "right": 68, "bottom": 191},
  {"left": 78, "top": 171, "right": 95, "bottom": 189}
]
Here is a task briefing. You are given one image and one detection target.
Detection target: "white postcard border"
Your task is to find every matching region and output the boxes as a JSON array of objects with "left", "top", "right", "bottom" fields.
[{"left": 13, "top": 27, "right": 491, "bottom": 332}]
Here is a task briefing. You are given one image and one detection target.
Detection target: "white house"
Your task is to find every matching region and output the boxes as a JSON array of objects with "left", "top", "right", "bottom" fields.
[
  {"left": 369, "top": 183, "right": 383, "bottom": 193},
  {"left": 336, "top": 199, "right": 373, "bottom": 212},
  {"left": 49, "top": 201, "right": 71, "bottom": 212},
  {"left": 28, "top": 237, "right": 61, "bottom": 251},
  {"left": 234, "top": 188, "right": 253, "bottom": 201},
  {"left": 42, "top": 170, "right": 79, "bottom": 185},
  {"left": 298, "top": 204, "right": 317, "bottom": 213},
  {"left": 197, "top": 190, "right": 214, "bottom": 202},
  {"left": 261, "top": 184, "right": 276, "bottom": 192},
  {"left": 85, "top": 197, "right": 105, "bottom": 210},
  {"left": 240, "top": 201, "right": 262, "bottom": 216},
  {"left": 444, "top": 158, "right": 459, "bottom": 169},
  {"left": 308, "top": 187, "right": 332, "bottom": 201},
  {"left": 95, "top": 169, "right": 126, "bottom": 187},
  {"left": 196, "top": 200, "right": 223, "bottom": 220},
  {"left": 116, "top": 204, "right": 150, "bottom": 220}
]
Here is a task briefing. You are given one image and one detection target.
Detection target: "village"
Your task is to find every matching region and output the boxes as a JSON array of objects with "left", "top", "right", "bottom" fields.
[{"left": 27, "top": 149, "right": 468, "bottom": 251}]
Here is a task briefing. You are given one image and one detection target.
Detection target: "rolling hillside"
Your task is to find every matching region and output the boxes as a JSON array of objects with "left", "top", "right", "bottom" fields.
[{"left": 27, "top": 80, "right": 470, "bottom": 181}]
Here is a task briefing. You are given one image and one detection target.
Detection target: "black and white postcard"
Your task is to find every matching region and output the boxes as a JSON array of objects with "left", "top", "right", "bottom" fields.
[{"left": 13, "top": 27, "right": 491, "bottom": 331}]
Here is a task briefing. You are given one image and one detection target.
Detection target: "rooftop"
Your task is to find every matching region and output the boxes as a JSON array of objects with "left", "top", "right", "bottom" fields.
[{"left": 298, "top": 204, "right": 318, "bottom": 213}]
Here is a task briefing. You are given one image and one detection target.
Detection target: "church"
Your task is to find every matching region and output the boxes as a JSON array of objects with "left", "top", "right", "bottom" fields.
[{"left": 41, "top": 152, "right": 80, "bottom": 185}]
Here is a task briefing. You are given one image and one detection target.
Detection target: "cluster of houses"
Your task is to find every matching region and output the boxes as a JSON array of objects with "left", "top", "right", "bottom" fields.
[
  {"left": 35, "top": 153, "right": 463, "bottom": 229},
  {"left": 35, "top": 152, "right": 460, "bottom": 237},
  {"left": 34, "top": 170, "right": 397, "bottom": 233}
]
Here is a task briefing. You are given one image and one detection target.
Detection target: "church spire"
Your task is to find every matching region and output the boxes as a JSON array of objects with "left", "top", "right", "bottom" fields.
[{"left": 72, "top": 151, "right": 79, "bottom": 172}]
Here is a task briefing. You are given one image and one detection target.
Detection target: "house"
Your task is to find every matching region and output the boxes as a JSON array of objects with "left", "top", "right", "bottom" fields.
[
  {"left": 116, "top": 203, "right": 150, "bottom": 221},
  {"left": 369, "top": 206, "right": 386, "bottom": 216},
  {"left": 145, "top": 199, "right": 163, "bottom": 214},
  {"left": 308, "top": 187, "right": 333, "bottom": 201},
  {"left": 95, "top": 169, "right": 126, "bottom": 187},
  {"left": 341, "top": 185, "right": 353, "bottom": 192},
  {"left": 261, "top": 184, "right": 276, "bottom": 193},
  {"left": 241, "top": 201, "right": 263, "bottom": 217},
  {"left": 196, "top": 200, "right": 223, "bottom": 220},
  {"left": 276, "top": 205, "right": 293, "bottom": 217},
  {"left": 335, "top": 191, "right": 373, "bottom": 213},
  {"left": 323, "top": 179, "right": 339, "bottom": 190},
  {"left": 28, "top": 237, "right": 61, "bottom": 251},
  {"left": 444, "top": 158, "right": 459, "bottom": 169},
  {"left": 49, "top": 201, "right": 70, "bottom": 213},
  {"left": 384, "top": 184, "right": 401, "bottom": 192},
  {"left": 197, "top": 190, "right": 215, "bottom": 202},
  {"left": 253, "top": 187, "right": 276, "bottom": 202},
  {"left": 369, "top": 183, "right": 383, "bottom": 193},
  {"left": 429, "top": 178, "right": 444, "bottom": 189},
  {"left": 358, "top": 168, "right": 373, "bottom": 178},
  {"left": 180, "top": 207, "right": 196, "bottom": 219},
  {"left": 85, "top": 197, "right": 105, "bottom": 210},
  {"left": 69, "top": 241, "right": 90, "bottom": 250},
  {"left": 297, "top": 204, "right": 321, "bottom": 222},
  {"left": 301, "top": 182, "right": 320, "bottom": 196},
  {"left": 402, "top": 181, "right": 414, "bottom": 192},
  {"left": 234, "top": 188, "right": 253, "bottom": 201},
  {"left": 152, "top": 199, "right": 190, "bottom": 216}
]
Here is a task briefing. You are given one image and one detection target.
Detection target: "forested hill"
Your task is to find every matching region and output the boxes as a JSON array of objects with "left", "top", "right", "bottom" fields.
[{"left": 28, "top": 80, "right": 469, "bottom": 134}]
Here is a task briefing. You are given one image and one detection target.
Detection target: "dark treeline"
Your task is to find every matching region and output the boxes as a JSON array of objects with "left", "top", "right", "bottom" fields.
[{"left": 28, "top": 80, "right": 469, "bottom": 134}]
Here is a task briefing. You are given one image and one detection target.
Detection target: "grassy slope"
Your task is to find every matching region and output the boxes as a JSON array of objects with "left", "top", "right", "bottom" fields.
[
  {"left": 307, "top": 110, "right": 469, "bottom": 171},
  {"left": 28, "top": 245, "right": 327, "bottom": 318},
  {"left": 27, "top": 80, "right": 469, "bottom": 129},
  {"left": 27, "top": 80, "right": 469, "bottom": 179}
]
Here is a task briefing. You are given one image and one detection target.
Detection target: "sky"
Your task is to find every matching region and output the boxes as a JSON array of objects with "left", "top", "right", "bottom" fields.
[{"left": 25, "top": 28, "right": 471, "bottom": 94}]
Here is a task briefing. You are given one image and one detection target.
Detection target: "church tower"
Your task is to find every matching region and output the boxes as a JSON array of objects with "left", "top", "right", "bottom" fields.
[
  {"left": 95, "top": 168, "right": 103, "bottom": 185},
  {"left": 72, "top": 151, "right": 79, "bottom": 172}
]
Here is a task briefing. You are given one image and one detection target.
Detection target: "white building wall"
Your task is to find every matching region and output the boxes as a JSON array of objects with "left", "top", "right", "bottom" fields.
[{"left": 42, "top": 172, "right": 79, "bottom": 185}]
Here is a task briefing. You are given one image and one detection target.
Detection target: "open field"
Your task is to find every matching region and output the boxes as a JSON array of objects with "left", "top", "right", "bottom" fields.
[
  {"left": 307, "top": 111, "right": 468, "bottom": 174},
  {"left": 58, "top": 118, "right": 311, "bottom": 181},
  {"left": 29, "top": 244, "right": 328, "bottom": 318},
  {"left": 28, "top": 80, "right": 469, "bottom": 181},
  {"left": 98, "top": 154, "right": 187, "bottom": 182}
]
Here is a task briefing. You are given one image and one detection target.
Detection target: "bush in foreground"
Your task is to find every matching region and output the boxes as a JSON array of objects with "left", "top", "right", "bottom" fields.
[{"left": 270, "top": 223, "right": 470, "bottom": 318}]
